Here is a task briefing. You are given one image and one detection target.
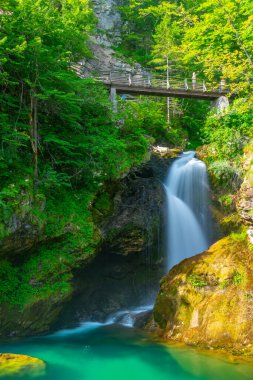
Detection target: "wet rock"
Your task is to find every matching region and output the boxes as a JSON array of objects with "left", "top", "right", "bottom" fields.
[
  {"left": 152, "top": 146, "right": 181, "bottom": 159},
  {"left": 0, "top": 293, "right": 71, "bottom": 338},
  {"left": 133, "top": 310, "right": 153, "bottom": 329},
  {"left": 55, "top": 155, "right": 169, "bottom": 328},
  {"left": 0, "top": 353, "right": 46, "bottom": 378}
]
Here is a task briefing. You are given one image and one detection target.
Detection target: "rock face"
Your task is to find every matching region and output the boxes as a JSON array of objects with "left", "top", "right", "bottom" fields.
[
  {"left": 152, "top": 236, "right": 253, "bottom": 355},
  {"left": 56, "top": 155, "right": 169, "bottom": 326},
  {"left": 0, "top": 192, "right": 45, "bottom": 258},
  {"left": 0, "top": 293, "right": 70, "bottom": 338},
  {"left": 236, "top": 145, "right": 253, "bottom": 243},
  {"left": 93, "top": 0, "right": 122, "bottom": 44},
  {"left": 79, "top": 0, "right": 148, "bottom": 77},
  {"left": 101, "top": 158, "right": 167, "bottom": 257},
  {"left": 0, "top": 353, "right": 45, "bottom": 378}
]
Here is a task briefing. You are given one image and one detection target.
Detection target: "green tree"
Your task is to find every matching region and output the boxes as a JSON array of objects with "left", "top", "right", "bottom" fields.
[{"left": 0, "top": 0, "right": 95, "bottom": 183}]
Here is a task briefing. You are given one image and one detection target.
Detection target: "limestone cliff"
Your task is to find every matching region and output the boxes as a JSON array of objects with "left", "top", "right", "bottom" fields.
[{"left": 79, "top": 0, "right": 147, "bottom": 76}]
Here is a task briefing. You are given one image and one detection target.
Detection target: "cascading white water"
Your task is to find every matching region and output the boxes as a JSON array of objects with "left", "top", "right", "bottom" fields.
[
  {"left": 52, "top": 305, "right": 154, "bottom": 337},
  {"left": 164, "top": 151, "right": 213, "bottom": 269},
  {"left": 53, "top": 152, "right": 214, "bottom": 336}
]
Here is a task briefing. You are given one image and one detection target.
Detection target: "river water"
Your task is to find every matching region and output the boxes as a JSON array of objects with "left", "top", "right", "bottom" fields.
[
  {"left": 1, "top": 323, "right": 253, "bottom": 379},
  {"left": 1, "top": 152, "right": 252, "bottom": 379}
]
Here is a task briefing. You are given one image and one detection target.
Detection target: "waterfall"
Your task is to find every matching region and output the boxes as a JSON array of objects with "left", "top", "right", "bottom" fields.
[
  {"left": 53, "top": 151, "right": 215, "bottom": 336},
  {"left": 164, "top": 151, "right": 213, "bottom": 269}
]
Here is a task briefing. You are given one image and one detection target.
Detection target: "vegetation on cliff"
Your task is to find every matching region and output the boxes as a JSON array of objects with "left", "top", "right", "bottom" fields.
[
  {"left": 0, "top": 0, "right": 171, "bottom": 330},
  {"left": 118, "top": 0, "right": 253, "bottom": 149}
]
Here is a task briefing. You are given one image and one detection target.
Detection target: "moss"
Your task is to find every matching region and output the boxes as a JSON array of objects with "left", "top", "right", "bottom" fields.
[
  {"left": 230, "top": 229, "right": 247, "bottom": 242},
  {"left": 218, "top": 194, "right": 234, "bottom": 210},
  {"left": 0, "top": 261, "right": 19, "bottom": 304},
  {"left": 0, "top": 188, "right": 102, "bottom": 308},
  {"left": 187, "top": 274, "right": 208, "bottom": 288},
  {"left": 0, "top": 223, "right": 7, "bottom": 241},
  {"left": 0, "top": 354, "right": 45, "bottom": 378},
  {"left": 152, "top": 235, "right": 253, "bottom": 355},
  {"left": 94, "top": 192, "right": 112, "bottom": 215},
  {"left": 232, "top": 271, "right": 244, "bottom": 285},
  {"left": 219, "top": 279, "right": 229, "bottom": 289},
  {"left": 220, "top": 213, "right": 242, "bottom": 234}
]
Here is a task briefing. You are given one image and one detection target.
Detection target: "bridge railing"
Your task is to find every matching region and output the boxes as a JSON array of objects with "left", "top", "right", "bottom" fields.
[{"left": 94, "top": 71, "right": 228, "bottom": 93}]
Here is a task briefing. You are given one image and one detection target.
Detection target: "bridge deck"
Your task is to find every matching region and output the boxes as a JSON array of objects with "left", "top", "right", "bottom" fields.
[
  {"left": 104, "top": 83, "right": 226, "bottom": 100},
  {"left": 94, "top": 72, "right": 229, "bottom": 101}
]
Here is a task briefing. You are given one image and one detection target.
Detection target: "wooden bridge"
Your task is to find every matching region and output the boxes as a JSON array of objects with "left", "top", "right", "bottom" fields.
[{"left": 95, "top": 71, "right": 229, "bottom": 101}]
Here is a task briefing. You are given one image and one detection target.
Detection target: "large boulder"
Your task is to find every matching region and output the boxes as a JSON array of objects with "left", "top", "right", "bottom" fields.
[{"left": 152, "top": 236, "right": 253, "bottom": 355}]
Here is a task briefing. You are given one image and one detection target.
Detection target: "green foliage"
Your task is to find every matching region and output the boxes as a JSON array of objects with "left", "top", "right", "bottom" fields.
[
  {"left": 44, "top": 189, "right": 98, "bottom": 251},
  {"left": 187, "top": 274, "right": 207, "bottom": 288},
  {"left": 219, "top": 279, "right": 229, "bottom": 290},
  {"left": 0, "top": 244, "right": 73, "bottom": 307},
  {"left": 232, "top": 271, "right": 244, "bottom": 285},
  {"left": 220, "top": 213, "right": 242, "bottom": 235},
  {"left": 200, "top": 103, "right": 253, "bottom": 161},
  {"left": 0, "top": 0, "right": 161, "bottom": 312},
  {"left": 16, "top": 243, "right": 74, "bottom": 306},
  {"left": 0, "top": 188, "right": 102, "bottom": 307},
  {"left": 0, "top": 261, "right": 19, "bottom": 303},
  {"left": 119, "top": 98, "right": 167, "bottom": 140},
  {"left": 116, "top": 0, "right": 157, "bottom": 64},
  {"left": 123, "top": 0, "right": 253, "bottom": 154},
  {"left": 208, "top": 161, "right": 238, "bottom": 190},
  {"left": 218, "top": 194, "right": 233, "bottom": 210},
  {"left": 136, "top": 0, "right": 253, "bottom": 91},
  {"left": 0, "top": 0, "right": 95, "bottom": 180},
  {"left": 230, "top": 229, "right": 247, "bottom": 242}
]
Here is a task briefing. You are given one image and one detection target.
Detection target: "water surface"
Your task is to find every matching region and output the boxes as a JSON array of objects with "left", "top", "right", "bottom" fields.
[{"left": 1, "top": 324, "right": 253, "bottom": 380}]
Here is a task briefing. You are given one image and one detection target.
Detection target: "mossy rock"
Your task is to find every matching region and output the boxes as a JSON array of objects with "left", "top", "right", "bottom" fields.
[
  {"left": 0, "top": 353, "right": 46, "bottom": 378},
  {"left": 152, "top": 146, "right": 181, "bottom": 158},
  {"left": 152, "top": 235, "right": 253, "bottom": 355}
]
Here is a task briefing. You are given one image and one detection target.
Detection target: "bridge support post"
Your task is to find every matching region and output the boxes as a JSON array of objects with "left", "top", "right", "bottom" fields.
[
  {"left": 167, "top": 97, "right": 170, "bottom": 126},
  {"left": 213, "top": 96, "right": 229, "bottom": 114},
  {"left": 110, "top": 87, "right": 117, "bottom": 113}
]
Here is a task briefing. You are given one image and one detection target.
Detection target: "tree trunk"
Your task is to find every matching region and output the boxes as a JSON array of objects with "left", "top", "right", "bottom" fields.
[{"left": 30, "top": 92, "right": 38, "bottom": 182}]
